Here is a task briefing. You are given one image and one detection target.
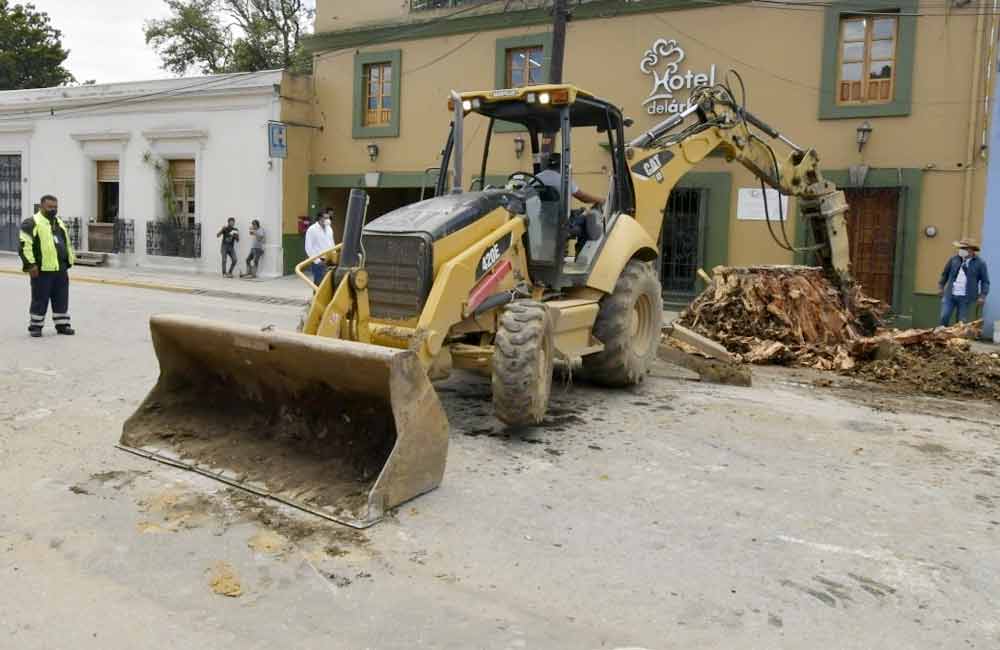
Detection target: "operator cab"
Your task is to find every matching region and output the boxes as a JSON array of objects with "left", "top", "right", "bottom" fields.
[{"left": 437, "top": 85, "right": 636, "bottom": 289}]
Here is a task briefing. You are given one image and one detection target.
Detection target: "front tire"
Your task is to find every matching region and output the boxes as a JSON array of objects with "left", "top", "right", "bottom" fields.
[
  {"left": 492, "top": 301, "right": 554, "bottom": 426},
  {"left": 583, "top": 259, "right": 663, "bottom": 386}
]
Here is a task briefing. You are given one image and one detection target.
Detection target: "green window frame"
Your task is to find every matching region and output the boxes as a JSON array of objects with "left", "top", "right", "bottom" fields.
[
  {"left": 493, "top": 33, "right": 554, "bottom": 133},
  {"left": 353, "top": 49, "right": 402, "bottom": 138},
  {"left": 819, "top": 0, "right": 918, "bottom": 119}
]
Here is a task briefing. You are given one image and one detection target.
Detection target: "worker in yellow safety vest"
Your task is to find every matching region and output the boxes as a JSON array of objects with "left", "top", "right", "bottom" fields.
[{"left": 18, "top": 194, "right": 76, "bottom": 337}]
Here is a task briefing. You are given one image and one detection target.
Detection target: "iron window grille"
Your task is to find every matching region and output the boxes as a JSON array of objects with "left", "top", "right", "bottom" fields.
[{"left": 146, "top": 221, "right": 202, "bottom": 258}]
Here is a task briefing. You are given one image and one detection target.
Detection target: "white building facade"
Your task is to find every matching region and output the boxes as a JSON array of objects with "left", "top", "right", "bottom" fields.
[{"left": 0, "top": 70, "right": 307, "bottom": 278}]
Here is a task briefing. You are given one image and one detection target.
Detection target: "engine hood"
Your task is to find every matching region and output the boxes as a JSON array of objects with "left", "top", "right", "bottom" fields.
[{"left": 363, "top": 190, "right": 512, "bottom": 241}]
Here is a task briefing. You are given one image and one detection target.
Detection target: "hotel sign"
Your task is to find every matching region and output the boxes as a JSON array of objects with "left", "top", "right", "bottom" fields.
[{"left": 640, "top": 38, "right": 717, "bottom": 115}]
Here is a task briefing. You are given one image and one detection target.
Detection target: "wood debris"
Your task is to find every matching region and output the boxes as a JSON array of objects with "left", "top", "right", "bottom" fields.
[
  {"left": 677, "top": 265, "right": 1000, "bottom": 399},
  {"left": 679, "top": 265, "right": 884, "bottom": 366}
]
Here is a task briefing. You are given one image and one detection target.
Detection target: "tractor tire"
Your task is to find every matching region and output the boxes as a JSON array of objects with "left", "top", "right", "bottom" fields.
[
  {"left": 582, "top": 259, "right": 663, "bottom": 387},
  {"left": 492, "top": 300, "right": 554, "bottom": 426}
]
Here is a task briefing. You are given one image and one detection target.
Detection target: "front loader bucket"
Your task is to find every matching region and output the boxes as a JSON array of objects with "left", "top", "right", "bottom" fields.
[{"left": 119, "top": 314, "right": 449, "bottom": 528}]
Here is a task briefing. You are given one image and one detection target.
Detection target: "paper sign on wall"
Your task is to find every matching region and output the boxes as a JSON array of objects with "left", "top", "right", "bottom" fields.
[{"left": 737, "top": 187, "right": 789, "bottom": 221}]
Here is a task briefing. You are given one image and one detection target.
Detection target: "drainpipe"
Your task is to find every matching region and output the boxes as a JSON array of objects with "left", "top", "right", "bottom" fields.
[{"left": 961, "top": 10, "right": 988, "bottom": 237}]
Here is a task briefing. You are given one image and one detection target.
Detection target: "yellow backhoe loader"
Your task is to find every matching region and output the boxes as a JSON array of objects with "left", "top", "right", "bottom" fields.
[{"left": 119, "top": 79, "right": 852, "bottom": 527}]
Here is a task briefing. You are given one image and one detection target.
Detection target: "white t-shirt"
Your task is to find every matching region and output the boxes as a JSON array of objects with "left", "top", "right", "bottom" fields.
[
  {"left": 536, "top": 169, "right": 579, "bottom": 196},
  {"left": 952, "top": 263, "right": 969, "bottom": 297},
  {"left": 304, "top": 222, "right": 335, "bottom": 261}
]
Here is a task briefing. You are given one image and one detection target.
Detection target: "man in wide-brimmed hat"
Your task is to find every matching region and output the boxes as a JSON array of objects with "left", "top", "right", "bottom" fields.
[{"left": 939, "top": 238, "right": 990, "bottom": 326}]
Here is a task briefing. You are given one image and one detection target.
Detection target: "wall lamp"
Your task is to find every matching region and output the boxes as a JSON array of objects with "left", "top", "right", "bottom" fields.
[
  {"left": 856, "top": 120, "right": 873, "bottom": 152},
  {"left": 367, "top": 143, "right": 379, "bottom": 162},
  {"left": 513, "top": 136, "right": 525, "bottom": 159}
]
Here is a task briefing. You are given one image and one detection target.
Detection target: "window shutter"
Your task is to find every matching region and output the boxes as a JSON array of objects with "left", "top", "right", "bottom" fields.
[
  {"left": 169, "top": 159, "right": 196, "bottom": 180},
  {"left": 96, "top": 160, "right": 119, "bottom": 182}
]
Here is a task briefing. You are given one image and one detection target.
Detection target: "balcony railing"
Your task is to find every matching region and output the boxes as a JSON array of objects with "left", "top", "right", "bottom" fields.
[
  {"left": 410, "top": 0, "right": 481, "bottom": 10},
  {"left": 146, "top": 221, "right": 202, "bottom": 258},
  {"left": 115, "top": 219, "right": 135, "bottom": 254},
  {"left": 410, "top": 0, "right": 598, "bottom": 10},
  {"left": 66, "top": 217, "right": 82, "bottom": 250}
]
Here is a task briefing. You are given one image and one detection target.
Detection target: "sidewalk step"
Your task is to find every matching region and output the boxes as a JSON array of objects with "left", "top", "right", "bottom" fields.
[{"left": 75, "top": 252, "right": 108, "bottom": 266}]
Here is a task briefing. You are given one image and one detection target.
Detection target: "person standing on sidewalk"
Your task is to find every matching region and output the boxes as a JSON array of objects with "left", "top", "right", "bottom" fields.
[
  {"left": 241, "top": 219, "right": 265, "bottom": 278},
  {"left": 217, "top": 217, "right": 239, "bottom": 277},
  {"left": 18, "top": 194, "right": 75, "bottom": 337},
  {"left": 304, "top": 210, "right": 335, "bottom": 286},
  {"left": 939, "top": 238, "right": 990, "bottom": 325}
]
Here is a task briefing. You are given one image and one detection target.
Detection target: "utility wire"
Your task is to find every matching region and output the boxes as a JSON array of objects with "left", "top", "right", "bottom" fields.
[
  {"left": 0, "top": 69, "right": 280, "bottom": 124},
  {"left": 0, "top": 0, "right": 489, "bottom": 123},
  {"left": 648, "top": 11, "right": 998, "bottom": 106},
  {"left": 404, "top": 31, "right": 482, "bottom": 75},
  {"left": 311, "top": 0, "right": 497, "bottom": 65},
  {"left": 698, "top": 0, "right": 1000, "bottom": 16}
]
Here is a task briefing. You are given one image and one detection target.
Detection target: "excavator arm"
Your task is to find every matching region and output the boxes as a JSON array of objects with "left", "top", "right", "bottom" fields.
[{"left": 627, "top": 85, "right": 852, "bottom": 289}]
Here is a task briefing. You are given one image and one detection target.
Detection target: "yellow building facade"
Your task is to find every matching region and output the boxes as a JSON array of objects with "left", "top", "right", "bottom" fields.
[{"left": 292, "top": 0, "right": 997, "bottom": 327}]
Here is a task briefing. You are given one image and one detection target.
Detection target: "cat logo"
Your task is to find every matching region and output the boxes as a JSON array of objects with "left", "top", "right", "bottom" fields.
[
  {"left": 476, "top": 233, "right": 512, "bottom": 280},
  {"left": 631, "top": 151, "right": 673, "bottom": 183},
  {"left": 643, "top": 155, "right": 663, "bottom": 177}
]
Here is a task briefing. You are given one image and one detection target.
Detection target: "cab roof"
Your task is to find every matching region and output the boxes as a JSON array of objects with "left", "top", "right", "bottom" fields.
[{"left": 455, "top": 84, "right": 624, "bottom": 132}]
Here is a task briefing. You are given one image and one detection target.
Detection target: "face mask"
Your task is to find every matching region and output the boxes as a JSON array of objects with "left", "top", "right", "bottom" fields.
[
  {"left": 958, "top": 249, "right": 970, "bottom": 259},
  {"left": 322, "top": 219, "right": 331, "bottom": 227},
  {"left": 45, "top": 208, "right": 57, "bottom": 218}
]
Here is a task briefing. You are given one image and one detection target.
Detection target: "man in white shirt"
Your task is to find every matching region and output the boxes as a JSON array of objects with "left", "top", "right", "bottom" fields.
[
  {"left": 535, "top": 152, "right": 604, "bottom": 207},
  {"left": 304, "top": 210, "right": 335, "bottom": 286},
  {"left": 535, "top": 152, "right": 605, "bottom": 252},
  {"left": 939, "top": 238, "right": 990, "bottom": 325}
]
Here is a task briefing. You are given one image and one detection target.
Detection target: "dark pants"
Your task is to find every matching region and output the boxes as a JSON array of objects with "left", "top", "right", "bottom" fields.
[
  {"left": 29, "top": 270, "right": 70, "bottom": 333},
  {"left": 222, "top": 245, "right": 237, "bottom": 275},
  {"left": 940, "top": 293, "right": 975, "bottom": 326},
  {"left": 311, "top": 262, "right": 328, "bottom": 286},
  {"left": 245, "top": 248, "right": 263, "bottom": 276}
]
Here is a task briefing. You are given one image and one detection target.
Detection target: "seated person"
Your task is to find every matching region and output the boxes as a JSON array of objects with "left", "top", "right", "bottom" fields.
[
  {"left": 536, "top": 153, "right": 606, "bottom": 253},
  {"left": 536, "top": 152, "right": 605, "bottom": 207}
]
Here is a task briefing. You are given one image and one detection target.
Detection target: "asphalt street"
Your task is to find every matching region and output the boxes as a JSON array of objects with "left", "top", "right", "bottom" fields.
[{"left": 1, "top": 274, "right": 998, "bottom": 649}]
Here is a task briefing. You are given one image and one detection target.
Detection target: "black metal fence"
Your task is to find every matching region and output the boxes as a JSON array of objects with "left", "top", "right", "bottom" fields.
[
  {"left": 146, "top": 221, "right": 201, "bottom": 258},
  {"left": 114, "top": 219, "right": 134, "bottom": 254},
  {"left": 66, "top": 217, "right": 82, "bottom": 250}
]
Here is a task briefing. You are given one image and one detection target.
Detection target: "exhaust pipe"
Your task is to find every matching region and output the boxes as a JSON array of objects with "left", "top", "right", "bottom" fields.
[{"left": 335, "top": 188, "right": 368, "bottom": 288}]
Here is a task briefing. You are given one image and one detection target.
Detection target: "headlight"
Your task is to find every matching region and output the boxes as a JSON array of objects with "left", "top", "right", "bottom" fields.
[
  {"left": 538, "top": 92, "right": 551, "bottom": 105},
  {"left": 462, "top": 100, "right": 473, "bottom": 111}
]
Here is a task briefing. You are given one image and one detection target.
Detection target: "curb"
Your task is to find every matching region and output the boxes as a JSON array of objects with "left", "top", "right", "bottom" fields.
[{"left": 0, "top": 268, "right": 307, "bottom": 307}]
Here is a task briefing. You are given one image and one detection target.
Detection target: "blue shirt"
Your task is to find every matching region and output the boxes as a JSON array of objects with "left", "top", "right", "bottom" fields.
[{"left": 939, "top": 255, "right": 990, "bottom": 300}]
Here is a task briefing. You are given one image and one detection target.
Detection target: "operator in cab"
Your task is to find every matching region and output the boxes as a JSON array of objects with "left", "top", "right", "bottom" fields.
[
  {"left": 536, "top": 151, "right": 606, "bottom": 252},
  {"left": 536, "top": 152, "right": 605, "bottom": 207}
]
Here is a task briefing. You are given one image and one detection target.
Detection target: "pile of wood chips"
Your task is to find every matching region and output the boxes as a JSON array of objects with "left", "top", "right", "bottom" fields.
[{"left": 677, "top": 265, "right": 980, "bottom": 372}]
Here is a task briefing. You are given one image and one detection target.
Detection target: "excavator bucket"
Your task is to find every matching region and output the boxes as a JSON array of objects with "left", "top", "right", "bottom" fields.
[{"left": 119, "top": 314, "right": 449, "bottom": 528}]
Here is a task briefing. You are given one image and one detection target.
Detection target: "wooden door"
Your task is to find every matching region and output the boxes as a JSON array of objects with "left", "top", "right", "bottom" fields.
[{"left": 844, "top": 188, "right": 899, "bottom": 304}]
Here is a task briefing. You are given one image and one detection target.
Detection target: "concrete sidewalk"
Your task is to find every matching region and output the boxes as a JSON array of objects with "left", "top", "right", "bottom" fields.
[{"left": 0, "top": 253, "right": 310, "bottom": 306}]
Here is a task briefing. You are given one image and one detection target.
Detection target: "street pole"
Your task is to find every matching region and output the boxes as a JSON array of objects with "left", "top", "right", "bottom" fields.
[
  {"left": 549, "top": 0, "right": 568, "bottom": 85},
  {"left": 542, "top": 0, "right": 569, "bottom": 156}
]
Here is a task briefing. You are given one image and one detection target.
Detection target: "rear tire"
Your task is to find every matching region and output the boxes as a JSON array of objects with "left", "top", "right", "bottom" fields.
[
  {"left": 492, "top": 301, "right": 554, "bottom": 426},
  {"left": 583, "top": 259, "right": 663, "bottom": 387}
]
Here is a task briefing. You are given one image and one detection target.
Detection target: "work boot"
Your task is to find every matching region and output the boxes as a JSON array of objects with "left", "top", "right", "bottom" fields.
[{"left": 56, "top": 326, "right": 75, "bottom": 336}]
